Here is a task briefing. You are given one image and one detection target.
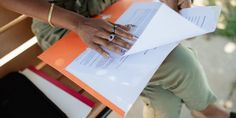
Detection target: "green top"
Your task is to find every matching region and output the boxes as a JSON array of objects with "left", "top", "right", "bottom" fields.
[
  {"left": 54, "top": 0, "right": 118, "bottom": 17},
  {"left": 31, "top": 0, "right": 118, "bottom": 50}
]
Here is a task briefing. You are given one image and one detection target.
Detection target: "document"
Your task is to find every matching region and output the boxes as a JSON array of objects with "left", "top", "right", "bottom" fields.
[
  {"left": 66, "top": 2, "right": 220, "bottom": 116},
  {"left": 66, "top": 42, "right": 179, "bottom": 114},
  {"left": 180, "top": 6, "right": 221, "bottom": 32},
  {"left": 118, "top": 3, "right": 221, "bottom": 56}
]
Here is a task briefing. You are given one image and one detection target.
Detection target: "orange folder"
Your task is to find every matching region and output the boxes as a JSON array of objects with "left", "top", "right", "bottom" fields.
[{"left": 39, "top": 0, "right": 151, "bottom": 117}]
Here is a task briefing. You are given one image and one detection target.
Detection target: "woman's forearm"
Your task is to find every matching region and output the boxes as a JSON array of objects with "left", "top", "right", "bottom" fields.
[
  {"left": 0, "top": 0, "right": 85, "bottom": 31},
  {"left": 0, "top": 0, "right": 136, "bottom": 57}
]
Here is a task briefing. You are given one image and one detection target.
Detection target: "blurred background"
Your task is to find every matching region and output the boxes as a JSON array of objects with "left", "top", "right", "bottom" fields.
[{"left": 180, "top": 0, "right": 236, "bottom": 117}]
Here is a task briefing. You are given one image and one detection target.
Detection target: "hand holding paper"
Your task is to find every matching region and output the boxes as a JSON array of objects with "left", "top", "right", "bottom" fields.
[
  {"left": 119, "top": 3, "right": 221, "bottom": 56},
  {"left": 39, "top": 1, "right": 221, "bottom": 117},
  {"left": 65, "top": 2, "right": 221, "bottom": 116}
]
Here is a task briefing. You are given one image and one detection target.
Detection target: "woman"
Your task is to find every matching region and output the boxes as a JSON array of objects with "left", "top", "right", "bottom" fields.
[{"left": 0, "top": 0, "right": 233, "bottom": 118}]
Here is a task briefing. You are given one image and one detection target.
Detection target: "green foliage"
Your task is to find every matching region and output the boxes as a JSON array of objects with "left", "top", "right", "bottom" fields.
[{"left": 205, "top": 0, "right": 236, "bottom": 41}]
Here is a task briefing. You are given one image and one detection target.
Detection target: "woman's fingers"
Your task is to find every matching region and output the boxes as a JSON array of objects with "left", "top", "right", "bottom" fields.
[
  {"left": 103, "top": 21, "right": 135, "bottom": 40},
  {"left": 160, "top": 0, "right": 191, "bottom": 11},
  {"left": 117, "top": 24, "right": 131, "bottom": 31},
  {"left": 78, "top": 19, "right": 135, "bottom": 57},
  {"left": 95, "top": 30, "right": 131, "bottom": 49},
  {"left": 178, "top": 0, "right": 191, "bottom": 9},
  {"left": 93, "top": 37, "right": 122, "bottom": 54},
  {"left": 89, "top": 43, "right": 110, "bottom": 58},
  {"left": 111, "top": 36, "right": 131, "bottom": 49},
  {"left": 114, "top": 26, "right": 135, "bottom": 40},
  {"left": 95, "top": 29, "right": 110, "bottom": 39},
  {"left": 160, "top": 0, "right": 179, "bottom": 11},
  {"left": 109, "top": 22, "right": 131, "bottom": 31}
]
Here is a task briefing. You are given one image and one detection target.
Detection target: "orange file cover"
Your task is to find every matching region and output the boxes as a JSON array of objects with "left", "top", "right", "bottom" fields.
[{"left": 39, "top": 0, "right": 151, "bottom": 117}]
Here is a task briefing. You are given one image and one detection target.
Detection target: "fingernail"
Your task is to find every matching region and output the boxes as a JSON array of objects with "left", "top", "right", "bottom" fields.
[
  {"left": 126, "top": 24, "right": 136, "bottom": 28},
  {"left": 132, "top": 35, "right": 138, "bottom": 40},
  {"left": 121, "top": 49, "right": 127, "bottom": 55},
  {"left": 103, "top": 53, "right": 110, "bottom": 58},
  {"left": 117, "top": 49, "right": 122, "bottom": 54},
  {"left": 126, "top": 44, "right": 131, "bottom": 49},
  {"left": 130, "top": 24, "right": 137, "bottom": 28},
  {"left": 126, "top": 24, "right": 132, "bottom": 29}
]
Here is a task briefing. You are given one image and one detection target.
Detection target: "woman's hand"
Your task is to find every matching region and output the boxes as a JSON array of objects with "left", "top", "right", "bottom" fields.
[
  {"left": 72, "top": 17, "right": 135, "bottom": 58},
  {"left": 160, "top": 0, "right": 191, "bottom": 11},
  {"left": 71, "top": 0, "right": 192, "bottom": 58},
  {"left": 178, "top": 0, "right": 191, "bottom": 9}
]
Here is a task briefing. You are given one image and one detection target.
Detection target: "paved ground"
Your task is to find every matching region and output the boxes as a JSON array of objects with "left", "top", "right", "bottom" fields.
[{"left": 107, "top": 35, "right": 236, "bottom": 118}]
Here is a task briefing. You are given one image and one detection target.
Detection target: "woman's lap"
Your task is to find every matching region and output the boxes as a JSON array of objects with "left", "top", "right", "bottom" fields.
[{"left": 141, "top": 44, "right": 217, "bottom": 118}]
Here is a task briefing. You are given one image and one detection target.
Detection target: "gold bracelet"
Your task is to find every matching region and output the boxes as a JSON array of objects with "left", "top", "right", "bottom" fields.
[{"left": 48, "top": 3, "right": 55, "bottom": 27}]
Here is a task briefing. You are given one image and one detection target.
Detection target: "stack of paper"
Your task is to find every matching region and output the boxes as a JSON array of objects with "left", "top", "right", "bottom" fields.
[
  {"left": 121, "top": 3, "right": 221, "bottom": 56},
  {"left": 65, "top": 2, "right": 221, "bottom": 116}
]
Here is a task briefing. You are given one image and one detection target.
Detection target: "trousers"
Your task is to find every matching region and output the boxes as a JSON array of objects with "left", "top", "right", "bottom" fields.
[{"left": 140, "top": 44, "right": 216, "bottom": 118}]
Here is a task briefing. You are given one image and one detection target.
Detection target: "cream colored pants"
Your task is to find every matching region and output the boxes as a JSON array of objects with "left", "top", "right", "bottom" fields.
[{"left": 140, "top": 44, "right": 217, "bottom": 118}]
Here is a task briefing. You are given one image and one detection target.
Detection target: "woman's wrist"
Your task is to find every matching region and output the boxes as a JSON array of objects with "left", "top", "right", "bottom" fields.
[
  {"left": 49, "top": 5, "right": 86, "bottom": 31},
  {"left": 66, "top": 13, "right": 86, "bottom": 32}
]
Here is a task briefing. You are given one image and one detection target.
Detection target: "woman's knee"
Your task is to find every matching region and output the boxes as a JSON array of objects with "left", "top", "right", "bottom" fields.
[{"left": 151, "top": 44, "right": 206, "bottom": 90}]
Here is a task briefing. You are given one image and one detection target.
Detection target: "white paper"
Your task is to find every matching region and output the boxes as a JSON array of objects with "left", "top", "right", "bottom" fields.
[
  {"left": 66, "top": 42, "right": 178, "bottom": 115},
  {"left": 65, "top": 2, "right": 220, "bottom": 116},
  {"left": 21, "top": 69, "right": 92, "bottom": 118},
  {"left": 122, "top": 3, "right": 221, "bottom": 56},
  {"left": 180, "top": 6, "right": 221, "bottom": 32}
]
